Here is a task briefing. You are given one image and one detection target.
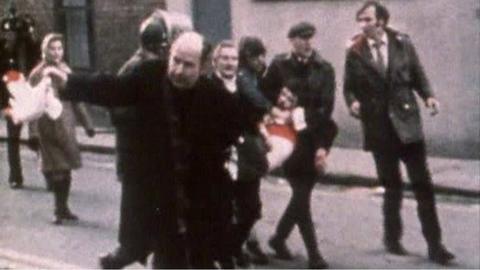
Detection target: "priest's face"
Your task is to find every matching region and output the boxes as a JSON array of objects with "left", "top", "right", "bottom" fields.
[{"left": 168, "top": 43, "right": 202, "bottom": 89}]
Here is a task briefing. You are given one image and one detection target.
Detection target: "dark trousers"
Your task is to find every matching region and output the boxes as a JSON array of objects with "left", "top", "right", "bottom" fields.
[
  {"left": 119, "top": 176, "right": 187, "bottom": 269},
  {"left": 273, "top": 179, "right": 320, "bottom": 259},
  {"left": 232, "top": 178, "right": 262, "bottom": 255},
  {"left": 117, "top": 179, "right": 154, "bottom": 264},
  {"left": 6, "top": 119, "right": 23, "bottom": 183},
  {"left": 43, "top": 170, "right": 72, "bottom": 216},
  {"left": 372, "top": 141, "right": 442, "bottom": 248},
  {"left": 186, "top": 175, "right": 234, "bottom": 268}
]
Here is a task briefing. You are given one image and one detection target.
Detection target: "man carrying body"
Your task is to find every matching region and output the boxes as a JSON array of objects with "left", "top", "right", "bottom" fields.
[
  {"left": 343, "top": 1, "right": 454, "bottom": 265},
  {"left": 210, "top": 40, "right": 271, "bottom": 268},
  {"left": 261, "top": 22, "right": 337, "bottom": 269}
]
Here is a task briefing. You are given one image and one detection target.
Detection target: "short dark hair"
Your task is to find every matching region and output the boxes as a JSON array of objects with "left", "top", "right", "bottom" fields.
[
  {"left": 238, "top": 36, "right": 266, "bottom": 67},
  {"left": 356, "top": 1, "right": 390, "bottom": 26}
]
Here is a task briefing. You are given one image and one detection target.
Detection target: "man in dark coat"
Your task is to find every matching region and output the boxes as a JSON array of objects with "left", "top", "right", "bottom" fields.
[
  {"left": 261, "top": 22, "right": 337, "bottom": 269},
  {"left": 0, "top": 10, "right": 40, "bottom": 189},
  {"left": 208, "top": 39, "right": 270, "bottom": 268},
  {"left": 343, "top": 1, "right": 454, "bottom": 265},
  {"left": 234, "top": 36, "right": 271, "bottom": 266},
  {"left": 45, "top": 32, "right": 240, "bottom": 269},
  {"left": 100, "top": 10, "right": 192, "bottom": 268}
]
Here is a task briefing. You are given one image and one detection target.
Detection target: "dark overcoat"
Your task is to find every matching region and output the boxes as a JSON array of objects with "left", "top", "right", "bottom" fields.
[
  {"left": 261, "top": 51, "right": 338, "bottom": 180},
  {"left": 343, "top": 28, "right": 434, "bottom": 152},
  {"left": 61, "top": 59, "right": 240, "bottom": 260}
]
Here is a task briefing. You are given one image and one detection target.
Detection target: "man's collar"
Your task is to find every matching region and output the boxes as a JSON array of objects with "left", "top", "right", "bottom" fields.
[
  {"left": 367, "top": 31, "right": 388, "bottom": 47},
  {"left": 215, "top": 71, "right": 237, "bottom": 93},
  {"left": 215, "top": 71, "right": 236, "bottom": 82}
]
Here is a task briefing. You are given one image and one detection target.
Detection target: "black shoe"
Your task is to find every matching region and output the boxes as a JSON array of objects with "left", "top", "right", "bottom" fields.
[
  {"left": 246, "top": 242, "right": 269, "bottom": 265},
  {"left": 52, "top": 216, "right": 63, "bottom": 225},
  {"left": 218, "top": 257, "right": 235, "bottom": 269},
  {"left": 60, "top": 210, "right": 79, "bottom": 221},
  {"left": 9, "top": 181, "right": 23, "bottom": 189},
  {"left": 268, "top": 237, "right": 293, "bottom": 260},
  {"left": 309, "top": 256, "right": 329, "bottom": 269},
  {"left": 99, "top": 248, "right": 138, "bottom": 269},
  {"left": 46, "top": 181, "right": 53, "bottom": 192},
  {"left": 235, "top": 251, "right": 251, "bottom": 268},
  {"left": 428, "top": 244, "right": 455, "bottom": 265},
  {"left": 384, "top": 240, "right": 408, "bottom": 255}
]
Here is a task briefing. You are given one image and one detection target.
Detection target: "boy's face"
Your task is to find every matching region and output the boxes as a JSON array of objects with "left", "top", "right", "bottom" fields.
[{"left": 277, "top": 87, "right": 296, "bottom": 109}]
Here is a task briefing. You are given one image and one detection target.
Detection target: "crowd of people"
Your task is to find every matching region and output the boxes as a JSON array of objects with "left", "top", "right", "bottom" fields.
[{"left": 0, "top": 1, "right": 456, "bottom": 269}]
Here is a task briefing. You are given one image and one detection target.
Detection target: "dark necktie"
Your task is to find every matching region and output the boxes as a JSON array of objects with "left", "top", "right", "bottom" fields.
[{"left": 373, "top": 41, "right": 386, "bottom": 75}]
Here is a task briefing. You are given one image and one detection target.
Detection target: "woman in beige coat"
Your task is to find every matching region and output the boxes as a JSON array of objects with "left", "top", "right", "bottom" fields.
[{"left": 29, "top": 33, "right": 95, "bottom": 225}]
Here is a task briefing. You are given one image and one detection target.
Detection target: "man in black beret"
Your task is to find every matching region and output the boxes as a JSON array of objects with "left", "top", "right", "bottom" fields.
[
  {"left": 261, "top": 21, "right": 338, "bottom": 269},
  {"left": 287, "top": 21, "right": 316, "bottom": 40}
]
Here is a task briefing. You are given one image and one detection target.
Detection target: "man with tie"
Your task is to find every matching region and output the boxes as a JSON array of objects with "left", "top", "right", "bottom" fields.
[{"left": 343, "top": 1, "right": 454, "bottom": 265}]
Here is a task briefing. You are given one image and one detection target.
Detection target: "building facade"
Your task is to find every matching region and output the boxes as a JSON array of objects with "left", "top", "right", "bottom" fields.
[
  {"left": 1, "top": 0, "right": 166, "bottom": 72},
  {"left": 169, "top": 0, "right": 480, "bottom": 159},
  {"left": 2, "top": 0, "right": 478, "bottom": 158}
]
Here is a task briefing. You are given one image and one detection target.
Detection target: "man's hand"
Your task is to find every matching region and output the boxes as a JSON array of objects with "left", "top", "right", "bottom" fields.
[
  {"left": 314, "top": 148, "right": 328, "bottom": 175},
  {"left": 349, "top": 101, "right": 361, "bottom": 119},
  {"left": 425, "top": 97, "right": 440, "bottom": 116},
  {"left": 27, "top": 137, "right": 40, "bottom": 152},
  {"left": 85, "top": 128, "right": 96, "bottom": 138},
  {"left": 42, "top": 66, "right": 68, "bottom": 88}
]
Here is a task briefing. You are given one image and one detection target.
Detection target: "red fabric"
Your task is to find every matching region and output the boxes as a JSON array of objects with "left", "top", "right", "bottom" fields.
[
  {"left": 266, "top": 123, "right": 297, "bottom": 143},
  {"left": 3, "top": 70, "right": 21, "bottom": 83}
]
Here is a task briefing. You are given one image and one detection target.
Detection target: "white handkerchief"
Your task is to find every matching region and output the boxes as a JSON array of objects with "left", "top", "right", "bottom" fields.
[{"left": 3, "top": 71, "right": 63, "bottom": 124}]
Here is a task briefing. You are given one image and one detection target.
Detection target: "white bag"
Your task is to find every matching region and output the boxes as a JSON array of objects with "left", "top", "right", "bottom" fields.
[{"left": 3, "top": 71, "right": 62, "bottom": 124}]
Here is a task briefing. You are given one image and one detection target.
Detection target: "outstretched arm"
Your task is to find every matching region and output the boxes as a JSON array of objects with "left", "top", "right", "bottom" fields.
[{"left": 44, "top": 65, "right": 146, "bottom": 107}]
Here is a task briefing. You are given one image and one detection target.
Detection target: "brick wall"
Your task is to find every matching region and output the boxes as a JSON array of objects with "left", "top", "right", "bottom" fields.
[
  {"left": 1, "top": 0, "right": 166, "bottom": 126},
  {"left": 1, "top": 0, "right": 166, "bottom": 72}
]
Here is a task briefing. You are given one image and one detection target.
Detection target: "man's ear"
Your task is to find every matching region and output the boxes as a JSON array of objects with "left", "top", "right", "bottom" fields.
[
  {"left": 200, "top": 58, "right": 213, "bottom": 76},
  {"left": 376, "top": 19, "right": 385, "bottom": 28}
]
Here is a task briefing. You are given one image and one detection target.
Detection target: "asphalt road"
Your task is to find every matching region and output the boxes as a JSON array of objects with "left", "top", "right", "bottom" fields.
[{"left": 0, "top": 146, "right": 479, "bottom": 269}]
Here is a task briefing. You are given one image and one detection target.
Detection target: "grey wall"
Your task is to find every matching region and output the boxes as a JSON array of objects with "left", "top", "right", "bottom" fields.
[{"left": 231, "top": 0, "right": 480, "bottom": 159}]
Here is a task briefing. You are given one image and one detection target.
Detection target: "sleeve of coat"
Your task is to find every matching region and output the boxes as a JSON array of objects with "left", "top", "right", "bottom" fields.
[
  {"left": 309, "top": 63, "right": 338, "bottom": 151},
  {"left": 406, "top": 37, "right": 434, "bottom": 100},
  {"left": 0, "top": 80, "right": 8, "bottom": 110},
  {"left": 0, "top": 65, "right": 10, "bottom": 109},
  {"left": 60, "top": 65, "right": 148, "bottom": 107},
  {"left": 260, "top": 58, "right": 283, "bottom": 103},
  {"left": 238, "top": 72, "right": 272, "bottom": 123},
  {"left": 343, "top": 50, "right": 360, "bottom": 108}
]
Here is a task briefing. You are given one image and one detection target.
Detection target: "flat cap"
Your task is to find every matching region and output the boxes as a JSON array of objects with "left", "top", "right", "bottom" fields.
[{"left": 287, "top": 22, "right": 316, "bottom": 39}]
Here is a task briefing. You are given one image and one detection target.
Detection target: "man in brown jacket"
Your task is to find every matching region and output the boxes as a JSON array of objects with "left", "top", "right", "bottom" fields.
[{"left": 343, "top": 1, "right": 454, "bottom": 265}]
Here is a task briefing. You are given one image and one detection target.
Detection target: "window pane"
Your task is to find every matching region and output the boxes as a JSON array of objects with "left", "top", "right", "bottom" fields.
[
  {"left": 63, "top": 0, "right": 86, "bottom": 7},
  {"left": 65, "top": 9, "right": 90, "bottom": 68}
]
